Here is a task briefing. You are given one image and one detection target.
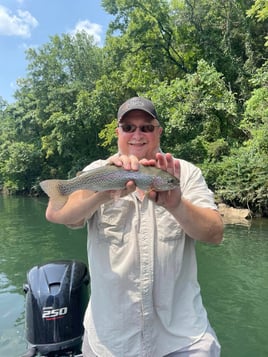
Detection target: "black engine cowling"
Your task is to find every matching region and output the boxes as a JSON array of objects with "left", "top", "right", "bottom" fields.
[{"left": 23, "top": 260, "right": 89, "bottom": 356}]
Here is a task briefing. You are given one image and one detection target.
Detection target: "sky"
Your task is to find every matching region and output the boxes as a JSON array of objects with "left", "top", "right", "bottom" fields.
[{"left": 0, "top": 0, "right": 113, "bottom": 103}]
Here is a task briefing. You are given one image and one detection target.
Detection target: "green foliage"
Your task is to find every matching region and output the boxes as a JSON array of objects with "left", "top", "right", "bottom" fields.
[
  {"left": 247, "top": 0, "right": 268, "bottom": 22},
  {"left": 99, "top": 119, "right": 118, "bottom": 154},
  {"left": 103, "top": 0, "right": 193, "bottom": 93},
  {"left": 147, "top": 60, "right": 238, "bottom": 162},
  {"left": 0, "top": 142, "right": 41, "bottom": 194},
  {"left": 244, "top": 61, "right": 268, "bottom": 120},
  {"left": 202, "top": 60, "right": 268, "bottom": 214},
  {"left": 210, "top": 146, "right": 268, "bottom": 215},
  {"left": 0, "top": 0, "right": 267, "bottom": 215}
]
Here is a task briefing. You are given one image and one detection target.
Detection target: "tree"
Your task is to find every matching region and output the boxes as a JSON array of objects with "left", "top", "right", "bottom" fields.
[
  {"left": 247, "top": 0, "right": 268, "bottom": 45},
  {"left": 0, "top": 141, "right": 41, "bottom": 194},
  {"left": 13, "top": 32, "right": 108, "bottom": 177},
  {"left": 148, "top": 60, "right": 239, "bottom": 162},
  {"left": 247, "top": 0, "right": 268, "bottom": 21},
  {"left": 202, "top": 60, "right": 268, "bottom": 214},
  {"left": 102, "top": 0, "right": 193, "bottom": 90},
  {"left": 0, "top": 0, "right": 267, "bottom": 214}
]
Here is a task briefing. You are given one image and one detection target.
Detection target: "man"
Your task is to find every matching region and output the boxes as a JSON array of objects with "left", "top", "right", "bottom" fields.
[{"left": 45, "top": 97, "right": 223, "bottom": 357}]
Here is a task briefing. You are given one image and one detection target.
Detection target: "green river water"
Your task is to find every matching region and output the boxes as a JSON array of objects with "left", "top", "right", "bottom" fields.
[{"left": 0, "top": 196, "right": 267, "bottom": 357}]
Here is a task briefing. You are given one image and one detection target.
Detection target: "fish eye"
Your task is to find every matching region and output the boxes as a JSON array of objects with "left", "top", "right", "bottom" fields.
[{"left": 169, "top": 177, "right": 179, "bottom": 185}]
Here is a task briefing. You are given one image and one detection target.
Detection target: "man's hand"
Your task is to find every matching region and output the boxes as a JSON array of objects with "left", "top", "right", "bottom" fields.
[
  {"left": 109, "top": 154, "right": 140, "bottom": 171},
  {"left": 140, "top": 153, "right": 182, "bottom": 210}
]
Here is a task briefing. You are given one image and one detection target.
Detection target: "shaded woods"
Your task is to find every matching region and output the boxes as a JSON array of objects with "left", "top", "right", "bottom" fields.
[{"left": 0, "top": 0, "right": 267, "bottom": 216}]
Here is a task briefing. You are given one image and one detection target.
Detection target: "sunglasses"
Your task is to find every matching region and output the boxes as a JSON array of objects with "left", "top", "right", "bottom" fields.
[{"left": 119, "top": 124, "right": 160, "bottom": 133}]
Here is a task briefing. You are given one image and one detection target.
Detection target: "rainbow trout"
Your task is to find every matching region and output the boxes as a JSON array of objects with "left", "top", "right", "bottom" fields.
[{"left": 40, "top": 164, "right": 180, "bottom": 209}]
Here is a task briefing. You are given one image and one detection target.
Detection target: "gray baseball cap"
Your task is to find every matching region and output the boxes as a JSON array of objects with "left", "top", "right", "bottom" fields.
[{"left": 117, "top": 97, "right": 157, "bottom": 122}]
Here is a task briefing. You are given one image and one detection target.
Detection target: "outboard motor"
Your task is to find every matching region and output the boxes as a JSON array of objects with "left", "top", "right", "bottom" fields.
[{"left": 22, "top": 260, "right": 89, "bottom": 357}]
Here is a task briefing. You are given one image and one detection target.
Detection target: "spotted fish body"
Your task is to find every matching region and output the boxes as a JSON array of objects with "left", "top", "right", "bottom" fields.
[{"left": 40, "top": 164, "right": 180, "bottom": 209}]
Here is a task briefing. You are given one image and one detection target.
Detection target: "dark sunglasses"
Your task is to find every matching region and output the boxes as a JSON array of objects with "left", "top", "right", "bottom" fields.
[{"left": 119, "top": 124, "right": 160, "bottom": 133}]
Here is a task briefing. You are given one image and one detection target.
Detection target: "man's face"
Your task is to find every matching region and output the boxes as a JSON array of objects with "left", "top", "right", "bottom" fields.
[{"left": 116, "top": 110, "right": 162, "bottom": 160}]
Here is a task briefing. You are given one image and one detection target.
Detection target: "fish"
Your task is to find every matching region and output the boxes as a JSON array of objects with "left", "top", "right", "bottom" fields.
[{"left": 40, "top": 164, "right": 180, "bottom": 209}]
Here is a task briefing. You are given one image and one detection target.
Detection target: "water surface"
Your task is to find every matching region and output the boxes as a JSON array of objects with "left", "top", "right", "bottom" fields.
[{"left": 0, "top": 196, "right": 267, "bottom": 356}]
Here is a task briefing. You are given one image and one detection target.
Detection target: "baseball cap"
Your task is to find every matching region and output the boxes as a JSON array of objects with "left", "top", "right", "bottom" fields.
[{"left": 117, "top": 97, "right": 157, "bottom": 122}]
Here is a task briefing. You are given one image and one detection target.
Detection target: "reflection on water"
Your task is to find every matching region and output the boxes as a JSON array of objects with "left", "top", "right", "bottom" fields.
[{"left": 0, "top": 196, "right": 268, "bottom": 357}]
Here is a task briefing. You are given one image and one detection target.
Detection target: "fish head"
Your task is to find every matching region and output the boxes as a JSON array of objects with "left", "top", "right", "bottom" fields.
[{"left": 152, "top": 172, "right": 180, "bottom": 191}]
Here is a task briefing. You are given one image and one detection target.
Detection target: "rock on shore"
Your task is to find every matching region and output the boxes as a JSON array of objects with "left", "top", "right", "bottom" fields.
[{"left": 218, "top": 203, "right": 251, "bottom": 225}]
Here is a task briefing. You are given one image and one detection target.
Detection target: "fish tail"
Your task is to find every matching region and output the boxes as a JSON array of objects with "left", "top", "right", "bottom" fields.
[{"left": 40, "top": 179, "right": 68, "bottom": 210}]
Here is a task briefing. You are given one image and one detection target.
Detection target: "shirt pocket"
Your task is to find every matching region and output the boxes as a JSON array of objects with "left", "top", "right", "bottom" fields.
[
  {"left": 97, "top": 199, "right": 133, "bottom": 245},
  {"left": 155, "top": 206, "right": 184, "bottom": 241}
]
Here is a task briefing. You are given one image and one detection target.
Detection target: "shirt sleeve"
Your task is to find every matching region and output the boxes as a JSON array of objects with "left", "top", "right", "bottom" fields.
[{"left": 179, "top": 159, "right": 218, "bottom": 210}]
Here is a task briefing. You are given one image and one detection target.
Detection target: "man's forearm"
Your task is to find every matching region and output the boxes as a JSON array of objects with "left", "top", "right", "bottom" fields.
[
  {"left": 45, "top": 190, "right": 109, "bottom": 226},
  {"left": 168, "top": 198, "right": 224, "bottom": 244}
]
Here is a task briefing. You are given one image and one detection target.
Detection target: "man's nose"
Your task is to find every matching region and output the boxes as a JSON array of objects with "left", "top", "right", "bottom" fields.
[{"left": 132, "top": 127, "right": 144, "bottom": 136}]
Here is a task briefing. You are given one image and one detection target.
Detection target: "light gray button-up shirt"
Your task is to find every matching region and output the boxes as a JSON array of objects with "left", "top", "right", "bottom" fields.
[{"left": 82, "top": 158, "right": 217, "bottom": 357}]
